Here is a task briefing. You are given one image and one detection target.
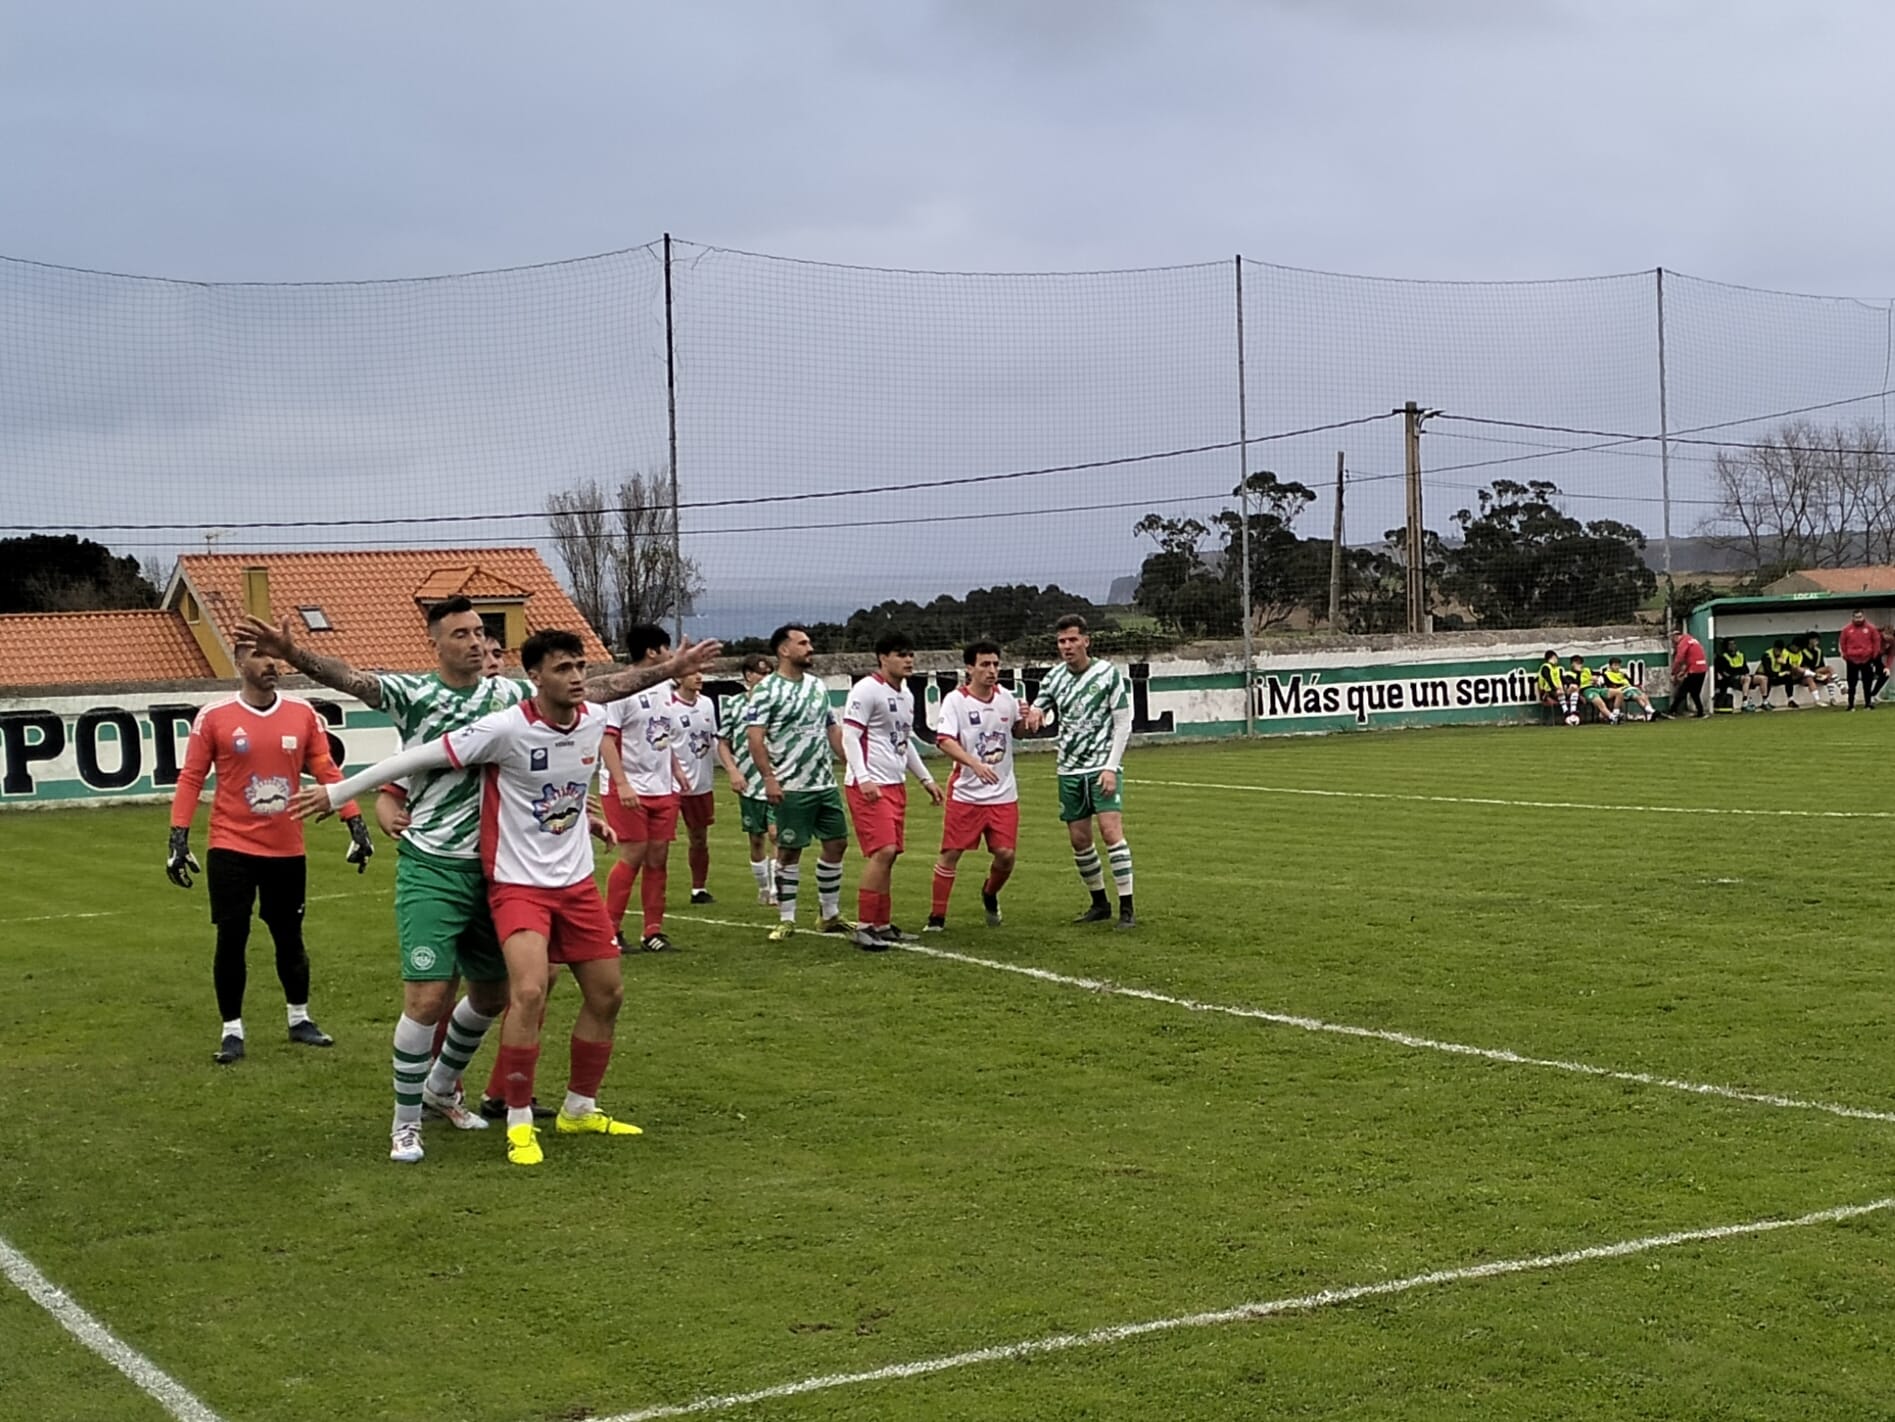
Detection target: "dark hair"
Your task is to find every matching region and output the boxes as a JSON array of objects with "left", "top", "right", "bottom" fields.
[
  {"left": 483, "top": 627, "right": 505, "bottom": 647},
  {"left": 1055, "top": 614, "right": 1089, "bottom": 635},
  {"left": 770, "top": 623, "right": 809, "bottom": 655},
  {"left": 964, "top": 639, "right": 1002, "bottom": 665},
  {"left": 874, "top": 630, "right": 915, "bottom": 658},
  {"left": 522, "top": 629, "right": 585, "bottom": 671},
  {"left": 1772, "top": 638, "right": 1786, "bottom": 648},
  {"left": 425, "top": 595, "right": 475, "bottom": 628},
  {"left": 740, "top": 652, "right": 772, "bottom": 676},
  {"left": 622, "top": 623, "right": 671, "bottom": 663},
  {"left": 1543, "top": 649, "right": 1558, "bottom": 660}
]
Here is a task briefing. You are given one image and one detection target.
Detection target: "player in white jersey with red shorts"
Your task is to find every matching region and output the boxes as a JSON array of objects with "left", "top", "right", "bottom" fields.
[
  {"left": 927, "top": 639, "right": 1022, "bottom": 931},
  {"left": 842, "top": 630, "right": 943, "bottom": 950},
  {"left": 303, "top": 629, "right": 641, "bottom": 1168},
  {"left": 668, "top": 669, "right": 720, "bottom": 904},
  {"left": 600, "top": 624, "right": 682, "bottom": 952}
]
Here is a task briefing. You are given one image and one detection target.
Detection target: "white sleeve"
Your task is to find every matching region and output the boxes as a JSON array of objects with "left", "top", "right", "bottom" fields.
[
  {"left": 905, "top": 738, "right": 933, "bottom": 785},
  {"left": 934, "top": 692, "right": 962, "bottom": 746},
  {"left": 325, "top": 739, "right": 454, "bottom": 810},
  {"left": 841, "top": 718, "right": 870, "bottom": 784},
  {"left": 841, "top": 679, "right": 873, "bottom": 730},
  {"left": 1106, "top": 705, "right": 1133, "bottom": 771},
  {"left": 444, "top": 706, "right": 520, "bottom": 770}
]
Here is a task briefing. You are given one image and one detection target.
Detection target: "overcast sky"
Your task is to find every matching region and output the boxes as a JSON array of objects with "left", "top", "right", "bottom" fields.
[{"left": 7, "top": 1, "right": 1895, "bottom": 630}]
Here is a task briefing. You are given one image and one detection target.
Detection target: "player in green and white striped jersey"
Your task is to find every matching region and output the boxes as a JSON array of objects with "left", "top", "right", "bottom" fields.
[
  {"left": 1023, "top": 614, "right": 1137, "bottom": 929},
  {"left": 744, "top": 624, "right": 852, "bottom": 940},
  {"left": 716, "top": 652, "right": 779, "bottom": 905},
  {"left": 236, "top": 598, "right": 716, "bottom": 1163}
]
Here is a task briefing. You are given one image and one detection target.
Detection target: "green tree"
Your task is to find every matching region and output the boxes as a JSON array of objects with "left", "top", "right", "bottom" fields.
[
  {"left": 1213, "top": 470, "right": 1325, "bottom": 630},
  {"left": 0, "top": 535, "right": 159, "bottom": 614},
  {"left": 1131, "top": 515, "right": 1240, "bottom": 637},
  {"left": 1441, "top": 480, "right": 1655, "bottom": 627}
]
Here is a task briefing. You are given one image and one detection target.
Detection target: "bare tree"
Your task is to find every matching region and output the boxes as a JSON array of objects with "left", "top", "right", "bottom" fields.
[
  {"left": 611, "top": 470, "right": 704, "bottom": 633},
  {"left": 1700, "top": 419, "right": 1895, "bottom": 572},
  {"left": 546, "top": 472, "right": 705, "bottom": 651},
  {"left": 546, "top": 478, "right": 616, "bottom": 644}
]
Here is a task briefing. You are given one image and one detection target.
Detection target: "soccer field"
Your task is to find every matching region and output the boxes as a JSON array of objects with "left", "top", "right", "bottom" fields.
[{"left": 4, "top": 715, "right": 1894, "bottom": 1422}]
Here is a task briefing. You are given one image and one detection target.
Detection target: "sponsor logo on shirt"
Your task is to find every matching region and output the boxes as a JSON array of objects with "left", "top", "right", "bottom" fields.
[
  {"left": 233, "top": 727, "right": 250, "bottom": 754},
  {"left": 531, "top": 781, "right": 588, "bottom": 836},
  {"left": 530, "top": 747, "right": 549, "bottom": 771},
  {"left": 245, "top": 775, "right": 291, "bottom": 816},
  {"left": 281, "top": 735, "right": 298, "bottom": 751}
]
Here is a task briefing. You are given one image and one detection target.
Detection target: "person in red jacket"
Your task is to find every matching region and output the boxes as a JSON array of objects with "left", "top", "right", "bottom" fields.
[
  {"left": 168, "top": 645, "right": 373, "bottom": 1064},
  {"left": 1669, "top": 627, "right": 1709, "bottom": 718},
  {"left": 1839, "top": 609, "right": 1885, "bottom": 710}
]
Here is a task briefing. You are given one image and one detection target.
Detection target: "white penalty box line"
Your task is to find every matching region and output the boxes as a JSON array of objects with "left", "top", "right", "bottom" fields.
[
  {"left": 671, "top": 914, "right": 1895, "bottom": 1128},
  {"left": 0, "top": 1233, "right": 225, "bottom": 1422},
  {"left": 599, "top": 1194, "right": 1895, "bottom": 1420},
  {"left": 1145, "top": 777, "right": 1895, "bottom": 820}
]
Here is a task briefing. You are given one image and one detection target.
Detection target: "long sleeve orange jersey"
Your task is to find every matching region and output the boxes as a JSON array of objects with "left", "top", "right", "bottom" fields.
[{"left": 168, "top": 694, "right": 359, "bottom": 857}]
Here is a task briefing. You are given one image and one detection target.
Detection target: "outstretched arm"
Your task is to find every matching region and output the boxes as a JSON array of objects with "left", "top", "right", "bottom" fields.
[
  {"left": 583, "top": 636, "right": 724, "bottom": 704},
  {"left": 297, "top": 740, "right": 454, "bottom": 819},
  {"left": 236, "top": 615, "right": 383, "bottom": 708}
]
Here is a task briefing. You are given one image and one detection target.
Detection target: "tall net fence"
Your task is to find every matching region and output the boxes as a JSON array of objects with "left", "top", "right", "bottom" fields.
[{"left": 6, "top": 238, "right": 1895, "bottom": 653}]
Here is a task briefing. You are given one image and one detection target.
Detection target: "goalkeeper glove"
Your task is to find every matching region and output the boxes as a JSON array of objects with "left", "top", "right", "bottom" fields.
[
  {"left": 166, "top": 827, "right": 201, "bottom": 888},
  {"left": 344, "top": 814, "right": 375, "bottom": 873}
]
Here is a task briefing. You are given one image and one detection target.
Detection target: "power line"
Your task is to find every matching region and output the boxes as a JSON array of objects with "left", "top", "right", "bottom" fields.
[{"left": 0, "top": 412, "right": 1399, "bottom": 536}]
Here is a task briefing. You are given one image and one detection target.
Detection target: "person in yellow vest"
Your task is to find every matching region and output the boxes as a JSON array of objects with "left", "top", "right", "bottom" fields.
[
  {"left": 1569, "top": 655, "right": 1614, "bottom": 723},
  {"left": 1714, "top": 638, "right": 1761, "bottom": 712},
  {"left": 1600, "top": 657, "right": 1657, "bottom": 721},
  {"left": 1763, "top": 639, "right": 1810, "bottom": 709},
  {"left": 1536, "top": 650, "right": 1577, "bottom": 724}
]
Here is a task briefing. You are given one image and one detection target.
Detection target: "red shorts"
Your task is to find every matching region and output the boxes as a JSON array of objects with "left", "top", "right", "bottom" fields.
[
  {"left": 680, "top": 792, "right": 715, "bottom": 832},
  {"left": 488, "top": 881, "right": 619, "bottom": 964},
  {"left": 846, "top": 781, "right": 907, "bottom": 855},
  {"left": 603, "top": 791, "right": 680, "bottom": 844},
  {"left": 941, "top": 797, "right": 1020, "bottom": 853}
]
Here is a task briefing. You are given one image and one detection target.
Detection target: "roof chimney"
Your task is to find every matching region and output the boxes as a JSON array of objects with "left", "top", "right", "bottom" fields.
[{"left": 241, "top": 565, "right": 272, "bottom": 622}]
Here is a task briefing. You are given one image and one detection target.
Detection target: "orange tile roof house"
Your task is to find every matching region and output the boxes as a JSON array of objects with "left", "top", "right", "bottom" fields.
[
  {"left": 0, "top": 609, "right": 215, "bottom": 688},
  {"left": 1763, "top": 566, "right": 1895, "bottom": 596},
  {"left": 0, "top": 548, "right": 608, "bottom": 690}
]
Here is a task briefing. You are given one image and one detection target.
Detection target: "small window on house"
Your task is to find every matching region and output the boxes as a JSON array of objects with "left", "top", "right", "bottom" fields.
[
  {"left": 479, "top": 612, "right": 507, "bottom": 644},
  {"left": 299, "top": 606, "right": 333, "bottom": 632}
]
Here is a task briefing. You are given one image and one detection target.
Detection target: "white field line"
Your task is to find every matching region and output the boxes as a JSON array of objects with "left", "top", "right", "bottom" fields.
[
  {"left": 595, "top": 1194, "right": 1895, "bottom": 1421},
  {"left": 900, "top": 941, "right": 1895, "bottom": 1125},
  {"left": 668, "top": 914, "right": 1895, "bottom": 1126},
  {"left": 1146, "top": 776, "right": 1895, "bottom": 819},
  {"left": 7, "top": 886, "right": 392, "bottom": 924},
  {"left": 0, "top": 1233, "right": 225, "bottom": 1422}
]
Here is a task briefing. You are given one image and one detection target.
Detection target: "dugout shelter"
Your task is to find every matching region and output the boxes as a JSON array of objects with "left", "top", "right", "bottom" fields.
[{"left": 1685, "top": 590, "right": 1895, "bottom": 667}]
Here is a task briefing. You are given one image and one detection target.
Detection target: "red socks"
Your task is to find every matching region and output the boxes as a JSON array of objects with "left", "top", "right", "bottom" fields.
[
  {"left": 568, "top": 1035, "right": 613, "bottom": 1100},
  {"left": 857, "top": 889, "right": 892, "bottom": 926},
  {"left": 494, "top": 1043, "right": 540, "bottom": 1110},
  {"left": 606, "top": 859, "right": 637, "bottom": 928},
  {"left": 688, "top": 842, "right": 710, "bottom": 890},
  {"left": 640, "top": 866, "right": 668, "bottom": 938},
  {"left": 931, "top": 866, "right": 955, "bottom": 917}
]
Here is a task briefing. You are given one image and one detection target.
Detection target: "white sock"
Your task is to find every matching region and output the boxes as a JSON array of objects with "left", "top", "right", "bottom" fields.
[
  {"left": 286, "top": 1003, "right": 311, "bottom": 1027},
  {"left": 750, "top": 858, "right": 772, "bottom": 890},
  {"left": 563, "top": 1091, "right": 596, "bottom": 1118},
  {"left": 816, "top": 858, "right": 843, "bottom": 919},
  {"left": 506, "top": 1106, "right": 534, "bottom": 1130},
  {"left": 392, "top": 1014, "right": 434, "bottom": 1128},
  {"left": 222, "top": 1018, "right": 245, "bottom": 1040}
]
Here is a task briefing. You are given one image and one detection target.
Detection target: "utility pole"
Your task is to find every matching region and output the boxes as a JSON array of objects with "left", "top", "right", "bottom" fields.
[
  {"left": 1234, "top": 255, "right": 1254, "bottom": 735},
  {"left": 1655, "top": 266, "right": 1675, "bottom": 637},
  {"left": 1328, "top": 450, "right": 1345, "bottom": 627},
  {"left": 1401, "top": 401, "right": 1427, "bottom": 634},
  {"left": 663, "top": 233, "right": 684, "bottom": 645}
]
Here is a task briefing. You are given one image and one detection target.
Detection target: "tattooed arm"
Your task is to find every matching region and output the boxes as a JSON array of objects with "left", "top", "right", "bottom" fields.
[
  {"left": 234, "top": 616, "right": 384, "bottom": 708},
  {"left": 582, "top": 636, "right": 723, "bottom": 704}
]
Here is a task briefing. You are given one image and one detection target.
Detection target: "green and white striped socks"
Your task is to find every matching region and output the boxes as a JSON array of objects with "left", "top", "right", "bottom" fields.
[
  {"left": 392, "top": 1015, "right": 433, "bottom": 1127},
  {"left": 1105, "top": 840, "right": 1134, "bottom": 897},
  {"left": 426, "top": 999, "right": 497, "bottom": 1099},
  {"left": 1073, "top": 846, "right": 1105, "bottom": 892}
]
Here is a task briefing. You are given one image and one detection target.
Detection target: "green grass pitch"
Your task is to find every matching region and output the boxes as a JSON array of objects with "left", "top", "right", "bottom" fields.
[{"left": 3, "top": 713, "right": 1894, "bottom": 1421}]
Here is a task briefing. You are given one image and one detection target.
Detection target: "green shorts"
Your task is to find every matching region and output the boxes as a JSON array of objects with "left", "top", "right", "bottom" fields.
[
  {"left": 1058, "top": 770, "right": 1124, "bottom": 823},
  {"left": 738, "top": 794, "right": 775, "bottom": 838},
  {"left": 1581, "top": 686, "right": 1609, "bottom": 701},
  {"left": 393, "top": 844, "right": 506, "bottom": 983},
  {"left": 774, "top": 788, "right": 848, "bottom": 849}
]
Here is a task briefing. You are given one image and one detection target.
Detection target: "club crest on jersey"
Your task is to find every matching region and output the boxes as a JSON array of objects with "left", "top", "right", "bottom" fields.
[
  {"left": 645, "top": 718, "right": 675, "bottom": 751},
  {"left": 233, "top": 727, "right": 250, "bottom": 754},
  {"left": 530, "top": 747, "right": 549, "bottom": 771},
  {"left": 531, "top": 782, "right": 588, "bottom": 836},
  {"left": 245, "top": 775, "right": 291, "bottom": 815},
  {"left": 978, "top": 729, "right": 1008, "bottom": 764},
  {"left": 688, "top": 727, "right": 714, "bottom": 759},
  {"left": 281, "top": 735, "right": 298, "bottom": 751}
]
